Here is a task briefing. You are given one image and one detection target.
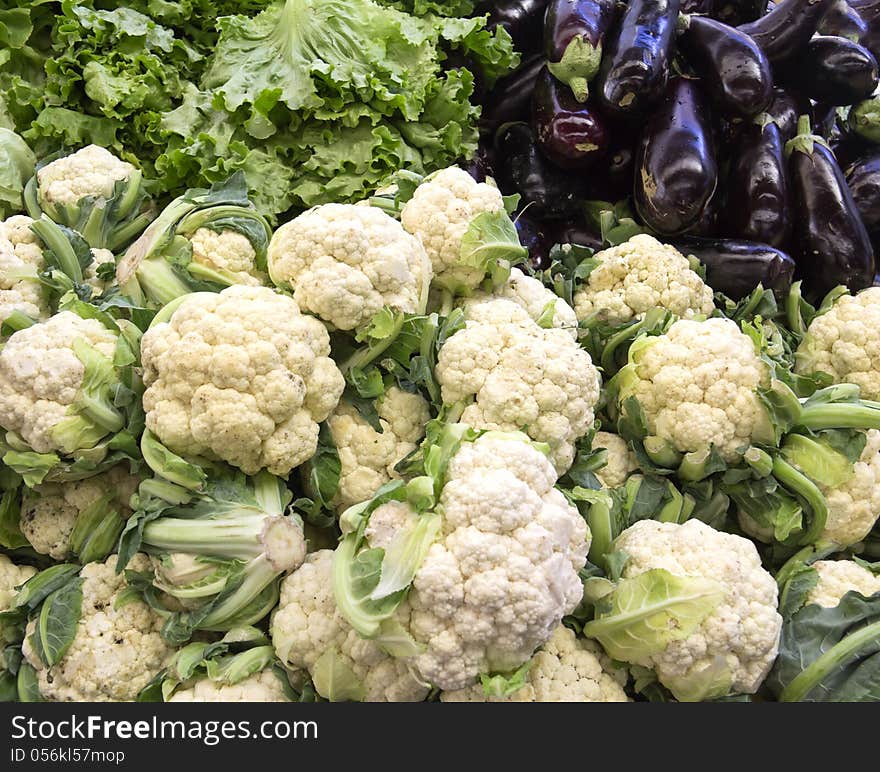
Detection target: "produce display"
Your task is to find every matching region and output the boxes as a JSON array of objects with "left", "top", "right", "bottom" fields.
[{"left": 4, "top": 0, "right": 880, "bottom": 705}]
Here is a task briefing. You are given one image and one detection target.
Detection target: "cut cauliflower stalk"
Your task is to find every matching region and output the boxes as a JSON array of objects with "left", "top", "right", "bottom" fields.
[
  {"left": 141, "top": 285, "right": 345, "bottom": 476},
  {"left": 806, "top": 559, "right": 880, "bottom": 608},
  {"left": 0, "top": 215, "right": 48, "bottom": 325},
  {"left": 267, "top": 203, "right": 431, "bottom": 332},
  {"left": 22, "top": 554, "right": 174, "bottom": 702},
  {"left": 441, "top": 626, "right": 629, "bottom": 702},
  {"left": 325, "top": 387, "right": 430, "bottom": 511},
  {"left": 436, "top": 298, "right": 601, "bottom": 473},
  {"left": 573, "top": 234, "right": 715, "bottom": 325}
]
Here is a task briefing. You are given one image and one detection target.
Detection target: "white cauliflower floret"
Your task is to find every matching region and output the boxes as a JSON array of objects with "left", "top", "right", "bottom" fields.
[
  {"left": 593, "top": 431, "right": 638, "bottom": 488},
  {"left": 0, "top": 554, "right": 36, "bottom": 610},
  {"left": 0, "top": 215, "right": 48, "bottom": 324},
  {"left": 400, "top": 167, "right": 506, "bottom": 292},
  {"left": 190, "top": 227, "right": 265, "bottom": 286},
  {"left": 399, "top": 432, "right": 590, "bottom": 691},
  {"left": 20, "top": 465, "right": 139, "bottom": 560},
  {"left": 22, "top": 554, "right": 174, "bottom": 702},
  {"left": 0, "top": 311, "right": 118, "bottom": 453},
  {"left": 460, "top": 267, "right": 578, "bottom": 337},
  {"left": 739, "top": 429, "right": 880, "bottom": 547},
  {"left": 806, "top": 560, "right": 880, "bottom": 608},
  {"left": 168, "top": 669, "right": 289, "bottom": 702},
  {"left": 141, "top": 285, "right": 344, "bottom": 476},
  {"left": 36, "top": 145, "right": 135, "bottom": 207},
  {"left": 441, "top": 625, "right": 629, "bottom": 702},
  {"left": 573, "top": 234, "right": 715, "bottom": 325},
  {"left": 616, "top": 317, "right": 773, "bottom": 462},
  {"left": 795, "top": 287, "right": 880, "bottom": 400},
  {"left": 435, "top": 298, "right": 601, "bottom": 473},
  {"left": 326, "top": 387, "right": 430, "bottom": 511},
  {"left": 81, "top": 247, "right": 115, "bottom": 297},
  {"left": 271, "top": 550, "right": 429, "bottom": 702},
  {"left": 267, "top": 204, "right": 431, "bottom": 331},
  {"left": 613, "top": 519, "right": 781, "bottom": 699}
]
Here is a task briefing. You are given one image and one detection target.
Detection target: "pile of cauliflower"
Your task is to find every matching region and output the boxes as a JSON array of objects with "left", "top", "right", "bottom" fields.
[{"left": 4, "top": 145, "right": 880, "bottom": 705}]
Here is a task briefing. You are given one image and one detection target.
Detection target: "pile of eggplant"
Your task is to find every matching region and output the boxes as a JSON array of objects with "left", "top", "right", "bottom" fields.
[{"left": 475, "top": 0, "right": 880, "bottom": 301}]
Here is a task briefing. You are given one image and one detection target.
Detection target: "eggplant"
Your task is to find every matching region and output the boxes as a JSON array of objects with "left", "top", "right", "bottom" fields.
[
  {"left": 850, "top": 0, "right": 880, "bottom": 57},
  {"left": 738, "top": 0, "right": 834, "bottom": 65},
  {"left": 494, "top": 122, "right": 588, "bottom": 219},
  {"left": 681, "top": 0, "right": 713, "bottom": 10},
  {"left": 788, "top": 116, "right": 875, "bottom": 298},
  {"left": 634, "top": 78, "right": 718, "bottom": 235},
  {"left": 486, "top": 0, "right": 552, "bottom": 57},
  {"left": 818, "top": 0, "right": 869, "bottom": 40},
  {"left": 532, "top": 68, "right": 609, "bottom": 169},
  {"left": 848, "top": 95, "right": 880, "bottom": 143},
  {"left": 464, "top": 144, "right": 496, "bottom": 183},
  {"left": 479, "top": 55, "right": 544, "bottom": 137},
  {"left": 831, "top": 132, "right": 876, "bottom": 168},
  {"left": 595, "top": 0, "right": 681, "bottom": 117},
  {"left": 514, "top": 215, "right": 556, "bottom": 269},
  {"left": 846, "top": 153, "right": 880, "bottom": 234},
  {"left": 765, "top": 87, "right": 808, "bottom": 142},
  {"left": 725, "top": 119, "right": 792, "bottom": 249},
  {"left": 546, "top": 219, "right": 604, "bottom": 251},
  {"left": 786, "top": 36, "right": 879, "bottom": 105},
  {"left": 544, "top": 0, "right": 617, "bottom": 101},
  {"left": 675, "top": 237, "right": 796, "bottom": 298},
  {"left": 712, "top": 0, "right": 767, "bottom": 24},
  {"left": 677, "top": 15, "right": 773, "bottom": 117},
  {"left": 591, "top": 131, "right": 639, "bottom": 200}
]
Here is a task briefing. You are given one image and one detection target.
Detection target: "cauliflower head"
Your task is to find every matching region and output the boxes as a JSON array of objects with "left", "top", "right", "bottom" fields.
[
  {"left": 0, "top": 311, "right": 118, "bottom": 454},
  {"left": 22, "top": 554, "right": 174, "bottom": 702},
  {"left": 190, "top": 227, "right": 266, "bottom": 287},
  {"left": 36, "top": 145, "right": 135, "bottom": 207},
  {"left": 0, "top": 215, "right": 47, "bottom": 324},
  {"left": 326, "top": 386, "right": 430, "bottom": 511},
  {"left": 271, "top": 550, "right": 429, "bottom": 702},
  {"left": 82, "top": 247, "right": 115, "bottom": 298},
  {"left": 0, "top": 554, "right": 36, "bottom": 611},
  {"left": 168, "top": 669, "right": 290, "bottom": 702},
  {"left": 460, "top": 267, "right": 578, "bottom": 337},
  {"left": 572, "top": 234, "right": 715, "bottom": 325},
  {"left": 615, "top": 317, "right": 773, "bottom": 462},
  {"left": 795, "top": 287, "right": 880, "bottom": 400},
  {"left": 593, "top": 430, "right": 638, "bottom": 488},
  {"left": 20, "top": 465, "right": 139, "bottom": 560},
  {"left": 398, "top": 432, "right": 590, "bottom": 691},
  {"left": 436, "top": 298, "right": 601, "bottom": 473},
  {"left": 609, "top": 519, "right": 781, "bottom": 700},
  {"left": 400, "top": 167, "right": 506, "bottom": 292},
  {"left": 806, "top": 560, "right": 880, "bottom": 608},
  {"left": 267, "top": 204, "right": 431, "bottom": 331},
  {"left": 141, "top": 285, "right": 345, "bottom": 476},
  {"left": 440, "top": 625, "right": 629, "bottom": 702}
]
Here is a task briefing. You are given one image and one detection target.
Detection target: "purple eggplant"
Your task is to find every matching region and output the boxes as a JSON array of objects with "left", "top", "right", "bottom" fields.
[
  {"left": 765, "top": 87, "right": 808, "bottom": 142},
  {"left": 787, "top": 36, "right": 879, "bottom": 105},
  {"left": 634, "top": 78, "right": 718, "bottom": 235},
  {"left": 544, "top": 0, "right": 617, "bottom": 101},
  {"left": 494, "top": 122, "right": 588, "bottom": 219},
  {"left": 546, "top": 219, "right": 604, "bottom": 251},
  {"left": 486, "top": 0, "right": 552, "bottom": 56},
  {"left": 681, "top": 0, "right": 713, "bottom": 9},
  {"left": 675, "top": 237, "right": 796, "bottom": 297},
  {"left": 677, "top": 14, "right": 773, "bottom": 117},
  {"left": 725, "top": 118, "right": 792, "bottom": 249},
  {"left": 712, "top": 0, "right": 767, "bottom": 23},
  {"left": 738, "top": 0, "right": 834, "bottom": 65},
  {"left": 479, "top": 55, "right": 544, "bottom": 137},
  {"left": 788, "top": 115, "right": 876, "bottom": 298},
  {"left": 846, "top": 153, "right": 880, "bottom": 234},
  {"left": 464, "top": 144, "right": 496, "bottom": 183},
  {"left": 832, "top": 132, "right": 876, "bottom": 168},
  {"left": 818, "top": 0, "right": 869, "bottom": 40},
  {"left": 850, "top": 0, "right": 880, "bottom": 59},
  {"left": 596, "top": 0, "right": 681, "bottom": 117},
  {"left": 533, "top": 68, "right": 609, "bottom": 169},
  {"left": 514, "top": 215, "right": 556, "bottom": 268}
]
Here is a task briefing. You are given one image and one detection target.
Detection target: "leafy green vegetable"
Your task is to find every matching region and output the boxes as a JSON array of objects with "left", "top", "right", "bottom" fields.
[{"left": 0, "top": 127, "right": 34, "bottom": 217}]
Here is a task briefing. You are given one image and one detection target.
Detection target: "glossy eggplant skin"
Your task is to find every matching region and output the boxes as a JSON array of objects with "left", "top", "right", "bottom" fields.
[
  {"left": 486, "top": 0, "right": 551, "bottom": 56},
  {"left": 674, "top": 237, "right": 796, "bottom": 298},
  {"left": 533, "top": 68, "right": 609, "bottom": 168},
  {"left": 789, "top": 133, "right": 876, "bottom": 298},
  {"left": 818, "top": 0, "right": 869, "bottom": 40},
  {"left": 514, "top": 215, "right": 555, "bottom": 269},
  {"left": 711, "top": 0, "right": 766, "bottom": 24},
  {"left": 479, "top": 55, "right": 544, "bottom": 137},
  {"left": 738, "top": 0, "right": 834, "bottom": 65},
  {"left": 791, "top": 36, "right": 879, "bottom": 105},
  {"left": 494, "top": 122, "right": 587, "bottom": 219},
  {"left": 846, "top": 153, "right": 880, "bottom": 234},
  {"left": 595, "top": 0, "right": 681, "bottom": 117},
  {"left": 725, "top": 120, "right": 792, "bottom": 249},
  {"left": 544, "top": 0, "right": 617, "bottom": 101},
  {"left": 681, "top": 0, "right": 713, "bottom": 10},
  {"left": 850, "top": 0, "right": 880, "bottom": 59},
  {"left": 766, "top": 87, "right": 808, "bottom": 142},
  {"left": 634, "top": 78, "right": 718, "bottom": 235},
  {"left": 678, "top": 15, "right": 773, "bottom": 116}
]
